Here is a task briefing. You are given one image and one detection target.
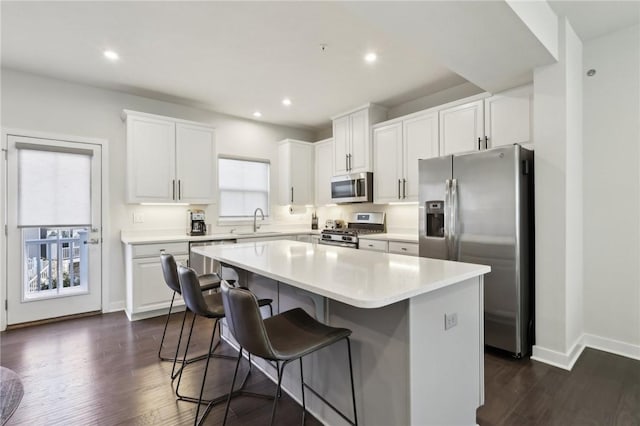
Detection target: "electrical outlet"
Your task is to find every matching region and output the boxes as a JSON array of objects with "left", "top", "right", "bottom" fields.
[
  {"left": 444, "top": 313, "right": 458, "bottom": 330},
  {"left": 133, "top": 211, "right": 144, "bottom": 223}
]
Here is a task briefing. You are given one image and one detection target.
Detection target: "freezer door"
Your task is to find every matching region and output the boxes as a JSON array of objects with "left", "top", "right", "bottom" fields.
[
  {"left": 452, "top": 146, "right": 523, "bottom": 354},
  {"left": 418, "top": 156, "right": 452, "bottom": 260}
]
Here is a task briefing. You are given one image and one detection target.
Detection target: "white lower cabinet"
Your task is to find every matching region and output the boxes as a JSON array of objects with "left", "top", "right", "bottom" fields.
[
  {"left": 388, "top": 241, "right": 419, "bottom": 256},
  {"left": 359, "top": 238, "right": 389, "bottom": 252},
  {"left": 125, "top": 242, "right": 189, "bottom": 321}
]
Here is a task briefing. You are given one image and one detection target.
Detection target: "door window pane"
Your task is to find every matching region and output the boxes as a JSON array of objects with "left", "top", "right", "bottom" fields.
[{"left": 18, "top": 149, "right": 91, "bottom": 227}]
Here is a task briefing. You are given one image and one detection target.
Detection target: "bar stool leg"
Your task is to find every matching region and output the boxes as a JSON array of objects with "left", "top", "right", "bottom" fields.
[
  {"left": 158, "top": 291, "right": 176, "bottom": 360},
  {"left": 170, "top": 308, "right": 190, "bottom": 380},
  {"left": 222, "top": 348, "right": 244, "bottom": 426},
  {"left": 194, "top": 319, "right": 220, "bottom": 426},
  {"left": 299, "top": 358, "right": 306, "bottom": 425},
  {"left": 346, "top": 337, "right": 358, "bottom": 426},
  {"left": 270, "top": 361, "right": 288, "bottom": 426},
  {"left": 175, "top": 314, "right": 197, "bottom": 400}
]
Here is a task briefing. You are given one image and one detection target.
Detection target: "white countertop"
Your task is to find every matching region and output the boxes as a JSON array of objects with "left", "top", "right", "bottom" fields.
[
  {"left": 192, "top": 240, "right": 490, "bottom": 309},
  {"left": 120, "top": 229, "right": 320, "bottom": 244}
]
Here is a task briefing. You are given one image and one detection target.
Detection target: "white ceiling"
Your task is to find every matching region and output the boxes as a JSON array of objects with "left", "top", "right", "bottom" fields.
[
  {"left": 548, "top": 0, "right": 640, "bottom": 41},
  {"left": 2, "top": 1, "right": 638, "bottom": 131}
]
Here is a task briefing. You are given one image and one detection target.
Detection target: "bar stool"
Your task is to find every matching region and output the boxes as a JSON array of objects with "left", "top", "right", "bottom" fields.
[
  {"left": 176, "top": 265, "right": 274, "bottom": 426},
  {"left": 159, "top": 253, "right": 221, "bottom": 380},
  {"left": 220, "top": 281, "right": 358, "bottom": 426}
]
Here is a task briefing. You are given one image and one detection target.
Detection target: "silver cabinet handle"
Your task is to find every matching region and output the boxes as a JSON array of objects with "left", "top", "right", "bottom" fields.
[
  {"left": 477, "top": 137, "right": 482, "bottom": 150},
  {"left": 401, "top": 247, "right": 407, "bottom": 251},
  {"left": 398, "top": 179, "right": 401, "bottom": 199},
  {"left": 403, "top": 178, "right": 407, "bottom": 199},
  {"left": 484, "top": 136, "right": 489, "bottom": 150},
  {"left": 178, "top": 180, "right": 182, "bottom": 200},
  {"left": 348, "top": 154, "right": 352, "bottom": 171},
  {"left": 172, "top": 179, "right": 176, "bottom": 200},
  {"left": 290, "top": 187, "right": 294, "bottom": 203},
  {"left": 346, "top": 154, "right": 349, "bottom": 171}
]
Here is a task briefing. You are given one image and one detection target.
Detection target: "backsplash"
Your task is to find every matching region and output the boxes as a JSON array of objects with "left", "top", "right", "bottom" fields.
[{"left": 123, "top": 203, "right": 418, "bottom": 235}]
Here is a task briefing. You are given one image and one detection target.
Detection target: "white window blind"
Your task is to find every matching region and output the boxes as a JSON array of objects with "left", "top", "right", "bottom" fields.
[
  {"left": 218, "top": 157, "right": 269, "bottom": 218},
  {"left": 18, "top": 148, "right": 92, "bottom": 227}
]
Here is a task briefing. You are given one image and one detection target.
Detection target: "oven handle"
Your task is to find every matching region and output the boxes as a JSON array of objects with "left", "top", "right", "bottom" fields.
[{"left": 318, "top": 240, "right": 357, "bottom": 248}]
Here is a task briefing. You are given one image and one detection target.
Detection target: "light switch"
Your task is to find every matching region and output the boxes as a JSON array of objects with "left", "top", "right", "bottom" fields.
[
  {"left": 444, "top": 313, "right": 458, "bottom": 330},
  {"left": 133, "top": 211, "right": 144, "bottom": 223}
]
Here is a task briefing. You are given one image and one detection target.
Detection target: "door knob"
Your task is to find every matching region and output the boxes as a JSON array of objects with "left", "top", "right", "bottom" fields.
[{"left": 84, "top": 238, "right": 100, "bottom": 245}]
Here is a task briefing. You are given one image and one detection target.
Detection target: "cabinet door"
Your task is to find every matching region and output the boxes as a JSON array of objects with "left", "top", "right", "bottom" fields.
[
  {"left": 176, "top": 123, "right": 215, "bottom": 203},
  {"left": 349, "top": 109, "right": 369, "bottom": 172},
  {"left": 388, "top": 241, "right": 419, "bottom": 256},
  {"left": 132, "top": 254, "right": 187, "bottom": 314},
  {"left": 484, "top": 85, "right": 532, "bottom": 148},
  {"left": 439, "top": 100, "right": 484, "bottom": 156},
  {"left": 290, "top": 142, "right": 314, "bottom": 205},
  {"left": 127, "top": 115, "right": 176, "bottom": 203},
  {"left": 373, "top": 123, "right": 403, "bottom": 203},
  {"left": 333, "top": 115, "right": 350, "bottom": 175},
  {"left": 315, "top": 139, "right": 333, "bottom": 206},
  {"left": 277, "top": 143, "right": 292, "bottom": 205},
  {"left": 403, "top": 112, "right": 439, "bottom": 201}
]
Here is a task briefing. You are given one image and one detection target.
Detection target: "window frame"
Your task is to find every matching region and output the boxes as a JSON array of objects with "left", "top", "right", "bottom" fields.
[{"left": 217, "top": 155, "right": 271, "bottom": 223}]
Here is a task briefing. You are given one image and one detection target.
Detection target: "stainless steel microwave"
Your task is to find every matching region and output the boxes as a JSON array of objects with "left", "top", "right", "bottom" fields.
[{"left": 330, "top": 172, "right": 373, "bottom": 203}]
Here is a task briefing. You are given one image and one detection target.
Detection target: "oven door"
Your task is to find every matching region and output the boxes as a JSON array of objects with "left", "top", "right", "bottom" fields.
[{"left": 318, "top": 239, "right": 357, "bottom": 249}]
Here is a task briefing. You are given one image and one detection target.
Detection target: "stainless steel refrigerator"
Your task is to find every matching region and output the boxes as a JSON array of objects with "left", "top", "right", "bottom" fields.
[{"left": 418, "top": 145, "right": 534, "bottom": 357}]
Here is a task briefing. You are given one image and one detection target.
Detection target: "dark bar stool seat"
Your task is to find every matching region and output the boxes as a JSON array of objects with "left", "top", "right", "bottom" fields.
[
  {"left": 158, "top": 253, "right": 223, "bottom": 379},
  {"left": 220, "top": 281, "right": 358, "bottom": 426},
  {"left": 176, "top": 265, "right": 274, "bottom": 426}
]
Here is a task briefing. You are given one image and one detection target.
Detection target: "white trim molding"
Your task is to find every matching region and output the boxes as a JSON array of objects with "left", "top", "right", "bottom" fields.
[
  {"left": 531, "top": 337, "right": 586, "bottom": 371},
  {"left": 582, "top": 333, "right": 640, "bottom": 361},
  {"left": 106, "top": 301, "right": 125, "bottom": 313},
  {"left": 532, "top": 333, "right": 640, "bottom": 370}
]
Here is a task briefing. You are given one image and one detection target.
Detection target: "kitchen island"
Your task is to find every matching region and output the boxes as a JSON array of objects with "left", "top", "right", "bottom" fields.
[{"left": 192, "top": 240, "right": 490, "bottom": 426}]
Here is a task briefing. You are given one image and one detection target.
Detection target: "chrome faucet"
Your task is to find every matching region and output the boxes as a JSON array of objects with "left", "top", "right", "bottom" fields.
[{"left": 253, "top": 208, "right": 265, "bottom": 232}]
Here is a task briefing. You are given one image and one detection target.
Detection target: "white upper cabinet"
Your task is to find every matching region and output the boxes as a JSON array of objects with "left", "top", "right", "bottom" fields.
[
  {"left": 314, "top": 138, "right": 333, "bottom": 206},
  {"left": 125, "top": 110, "right": 215, "bottom": 204},
  {"left": 175, "top": 123, "right": 216, "bottom": 203},
  {"left": 373, "top": 111, "right": 438, "bottom": 203},
  {"left": 484, "top": 85, "right": 532, "bottom": 148},
  {"left": 278, "top": 139, "right": 314, "bottom": 205},
  {"left": 439, "top": 99, "right": 485, "bottom": 156},
  {"left": 332, "top": 104, "right": 387, "bottom": 175},
  {"left": 439, "top": 85, "right": 533, "bottom": 155}
]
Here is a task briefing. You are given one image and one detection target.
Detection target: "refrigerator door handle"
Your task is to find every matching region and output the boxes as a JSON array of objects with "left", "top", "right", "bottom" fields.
[{"left": 450, "top": 178, "right": 458, "bottom": 261}]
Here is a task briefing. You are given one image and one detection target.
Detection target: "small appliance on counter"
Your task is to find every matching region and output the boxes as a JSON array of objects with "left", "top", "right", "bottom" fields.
[
  {"left": 325, "top": 219, "right": 344, "bottom": 230},
  {"left": 320, "top": 212, "right": 385, "bottom": 249},
  {"left": 187, "top": 209, "right": 206, "bottom": 236}
]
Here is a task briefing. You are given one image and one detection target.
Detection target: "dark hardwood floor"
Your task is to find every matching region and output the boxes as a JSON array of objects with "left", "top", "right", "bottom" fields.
[{"left": 1, "top": 312, "right": 639, "bottom": 425}]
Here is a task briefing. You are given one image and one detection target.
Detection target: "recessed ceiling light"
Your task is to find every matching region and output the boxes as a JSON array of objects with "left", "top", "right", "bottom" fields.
[
  {"left": 103, "top": 50, "right": 119, "bottom": 61},
  {"left": 282, "top": 98, "right": 292, "bottom": 106},
  {"left": 364, "top": 52, "right": 377, "bottom": 63},
  {"left": 253, "top": 111, "right": 262, "bottom": 118}
]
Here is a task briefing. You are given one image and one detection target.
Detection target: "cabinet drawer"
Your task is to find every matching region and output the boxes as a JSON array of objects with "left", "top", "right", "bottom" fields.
[
  {"left": 132, "top": 242, "right": 189, "bottom": 258},
  {"left": 359, "top": 239, "right": 388, "bottom": 252},
  {"left": 388, "top": 241, "right": 419, "bottom": 256}
]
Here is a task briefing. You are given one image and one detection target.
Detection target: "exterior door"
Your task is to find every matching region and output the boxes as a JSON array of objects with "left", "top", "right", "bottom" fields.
[{"left": 6, "top": 135, "right": 102, "bottom": 325}]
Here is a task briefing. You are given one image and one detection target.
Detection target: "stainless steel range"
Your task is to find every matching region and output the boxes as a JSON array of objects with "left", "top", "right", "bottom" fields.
[{"left": 320, "top": 212, "right": 385, "bottom": 249}]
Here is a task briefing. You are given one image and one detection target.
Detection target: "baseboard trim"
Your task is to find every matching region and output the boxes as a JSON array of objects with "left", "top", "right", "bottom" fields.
[
  {"left": 105, "top": 301, "right": 125, "bottom": 313},
  {"left": 532, "top": 333, "right": 640, "bottom": 370},
  {"left": 582, "top": 333, "right": 640, "bottom": 361},
  {"left": 531, "top": 337, "right": 585, "bottom": 370}
]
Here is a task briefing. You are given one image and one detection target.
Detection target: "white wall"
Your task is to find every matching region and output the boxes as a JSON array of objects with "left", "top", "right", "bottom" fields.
[
  {"left": 532, "top": 17, "right": 584, "bottom": 367},
  {"left": 583, "top": 25, "right": 640, "bottom": 348},
  {"left": 1, "top": 69, "right": 314, "bottom": 313}
]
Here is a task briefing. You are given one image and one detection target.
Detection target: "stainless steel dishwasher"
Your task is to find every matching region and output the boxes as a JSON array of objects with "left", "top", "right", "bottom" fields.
[{"left": 189, "top": 239, "right": 237, "bottom": 276}]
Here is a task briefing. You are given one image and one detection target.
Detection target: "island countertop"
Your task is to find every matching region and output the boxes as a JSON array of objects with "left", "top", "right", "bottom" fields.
[{"left": 191, "top": 240, "right": 490, "bottom": 309}]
